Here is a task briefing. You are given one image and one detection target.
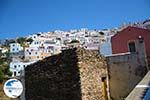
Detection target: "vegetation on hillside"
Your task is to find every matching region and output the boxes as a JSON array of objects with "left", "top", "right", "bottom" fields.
[
  {"left": 99, "top": 32, "right": 105, "bottom": 35},
  {"left": 26, "top": 38, "right": 33, "bottom": 44},
  {"left": 1, "top": 37, "right": 33, "bottom": 49},
  {"left": 0, "top": 36, "right": 33, "bottom": 83},
  {"left": 0, "top": 52, "right": 12, "bottom": 83},
  {"left": 70, "top": 39, "right": 80, "bottom": 43},
  {"left": 17, "top": 37, "right": 33, "bottom": 47},
  {"left": 0, "top": 70, "right": 4, "bottom": 83}
]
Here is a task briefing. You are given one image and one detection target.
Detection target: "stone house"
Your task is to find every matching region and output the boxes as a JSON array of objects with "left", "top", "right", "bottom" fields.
[{"left": 24, "top": 48, "right": 107, "bottom": 100}]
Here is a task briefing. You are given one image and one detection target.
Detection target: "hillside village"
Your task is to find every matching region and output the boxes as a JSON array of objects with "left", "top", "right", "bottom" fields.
[
  {"left": 0, "top": 27, "right": 116, "bottom": 78},
  {"left": 0, "top": 19, "right": 150, "bottom": 100}
]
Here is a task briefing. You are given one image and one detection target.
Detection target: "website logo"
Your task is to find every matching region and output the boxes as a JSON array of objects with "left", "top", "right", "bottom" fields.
[{"left": 3, "top": 79, "right": 23, "bottom": 98}]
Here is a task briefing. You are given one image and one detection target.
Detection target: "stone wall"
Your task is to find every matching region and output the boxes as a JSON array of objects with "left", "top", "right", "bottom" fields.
[{"left": 25, "top": 48, "right": 107, "bottom": 100}]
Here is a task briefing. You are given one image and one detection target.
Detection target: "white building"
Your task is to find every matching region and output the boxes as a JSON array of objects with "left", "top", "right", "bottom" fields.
[
  {"left": 10, "top": 43, "right": 23, "bottom": 53},
  {"left": 28, "top": 34, "right": 40, "bottom": 40},
  {"left": 24, "top": 37, "right": 62, "bottom": 61},
  {"left": 100, "top": 36, "right": 112, "bottom": 56},
  {"left": 29, "top": 40, "right": 41, "bottom": 47},
  {"left": 83, "top": 36, "right": 101, "bottom": 50},
  {"left": 9, "top": 61, "right": 36, "bottom": 77}
]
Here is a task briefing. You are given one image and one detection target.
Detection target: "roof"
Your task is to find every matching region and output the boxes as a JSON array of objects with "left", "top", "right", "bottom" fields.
[{"left": 112, "top": 26, "right": 150, "bottom": 39}]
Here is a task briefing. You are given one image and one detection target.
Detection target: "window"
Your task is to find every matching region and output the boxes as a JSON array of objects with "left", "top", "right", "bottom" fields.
[
  {"left": 14, "top": 71, "right": 16, "bottom": 76},
  {"left": 23, "top": 65, "right": 26, "bottom": 68},
  {"left": 35, "top": 52, "right": 38, "bottom": 55},
  {"left": 128, "top": 42, "right": 136, "bottom": 53},
  {"left": 29, "top": 52, "right": 31, "bottom": 55},
  {"left": 12, "top": 48, "right": 15, "bottom": 51},
  {"left": 18, "top": 65, "right": 20, "bottom": 67},
  {"left": 14, "top": 65, "right": 17, "bottom": 68}
]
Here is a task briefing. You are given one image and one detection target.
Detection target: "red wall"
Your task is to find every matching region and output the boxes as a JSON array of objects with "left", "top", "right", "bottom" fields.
[{"left": 112, "top": 26, "right": 150, "bottom": 61}]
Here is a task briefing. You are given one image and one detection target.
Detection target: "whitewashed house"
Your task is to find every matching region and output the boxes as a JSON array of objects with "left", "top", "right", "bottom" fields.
[
  {"left": 10, "top": 43, "right": 23, "bottom": 53},
  {"left": 9, "top": 61, "right": 36, "bottom": 77},
  {"left": 83, "top": 36, "right": 101, "bottom": 50},
  {"left": 24, "top": 37, "right": 62, "bottom": 61},
  {"left": 99, "top": 36, "right": 112, "bottom": 56},
  {"left": 29, "top": 40, "right": 41, "bottom": 47},
  {"left": 25, "top": 47, "right": 41, "bottom": 61},
  {"left": 28, "top": 34, "right": 40, "bottom": 40}
]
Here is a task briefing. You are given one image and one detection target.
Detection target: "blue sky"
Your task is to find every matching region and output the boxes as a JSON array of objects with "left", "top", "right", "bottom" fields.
[{"left": 0, "top": 0, "right": 150, "bottom": 39}]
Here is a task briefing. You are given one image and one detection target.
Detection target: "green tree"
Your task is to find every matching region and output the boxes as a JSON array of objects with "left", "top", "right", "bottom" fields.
[
  {"left": 26, "top": 38, "right": 33, "bottom": 44},
  {"left": 0, "top": 51, "right": 2, "bottom": 57},
  {"left": 7, "top": 70, "right": 12, "bottom": 76},
  {"left": 99, "top": 32, "right": 105, "bottom": 35},
  {"left": 3, "top": 64, "right": 10, "bottom": 75},
  {"left": 16, "top": 37, "right": 28, "bottom": 47},
  {"left": 70, "top": 40, "right": 80, "bottom": 43},
  {"left": 0, "top": 69, "right": 4, "bottom": 83},
  {"left": 17, "top": 37, "right": 26, "bottom": 44}
]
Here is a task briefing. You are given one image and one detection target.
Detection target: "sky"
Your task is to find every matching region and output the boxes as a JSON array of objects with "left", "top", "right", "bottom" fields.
[{"left": 0, "top": 0, "right": 150, "bottom": 39}]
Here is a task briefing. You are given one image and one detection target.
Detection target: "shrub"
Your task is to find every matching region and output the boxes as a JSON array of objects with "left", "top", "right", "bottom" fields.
[
  {"left": 0, "top": 70, "right": 4, "bottom": 83},
  {"left": 26, "top": 38, "right": 33, "bottom": 44},
  {"left": 70, "top": 40, "right": 80, "bottom": 43}
]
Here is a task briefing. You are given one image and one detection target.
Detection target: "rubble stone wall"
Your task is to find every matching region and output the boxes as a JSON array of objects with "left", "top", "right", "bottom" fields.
[{"left": 25, "top": 48, "right": 107, "bottom": 100}]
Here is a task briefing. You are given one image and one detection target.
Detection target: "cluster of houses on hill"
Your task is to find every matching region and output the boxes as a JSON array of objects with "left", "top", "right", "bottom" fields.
[
  {"left": 1, "top": 19, "right": 150, "bottom": 79},
  {"left": 8, "top": 28, "right": 116, "bottom": 77},
  {"left": 1, "top": 19, "right": 150, "bottom": 99},
  {"left": 22, "top": 19, "right": 150, "bottom": 100}
]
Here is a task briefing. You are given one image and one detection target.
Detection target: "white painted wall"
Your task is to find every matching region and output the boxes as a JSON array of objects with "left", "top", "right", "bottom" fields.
[
  {"left": 100, "top": 36, "right": 112, "bottom": 56},
  {"left": 9, "top": 61, "right": 36, "bottom": 77},
  {"left": 10, "top": 43, "right": 23, "bottom": 53}
]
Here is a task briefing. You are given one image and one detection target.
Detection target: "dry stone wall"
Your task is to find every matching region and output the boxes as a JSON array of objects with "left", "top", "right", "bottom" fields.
[{"left": 25, "top": 48, "right": 107, "bottom": 100}]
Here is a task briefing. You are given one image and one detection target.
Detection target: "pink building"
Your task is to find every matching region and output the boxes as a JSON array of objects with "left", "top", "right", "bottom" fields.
[{"left": 111, "top": 26, "right": 150, "bottom": 64}]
